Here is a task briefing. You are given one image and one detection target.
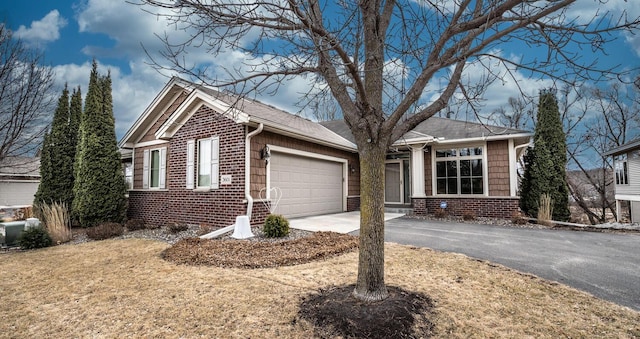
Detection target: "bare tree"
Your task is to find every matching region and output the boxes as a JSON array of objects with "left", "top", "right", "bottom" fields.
[
  {"left": 0, "top": 24, "right": 55, "bottom": 167},
  {"left": 567, "top": 81, "right": 640, "bottom": 224},
  {"left": 489, "top": 96, "right": 535, "bottom": 130},
  {"left": 137, "top": 0, "right": 640, "bottom": 301}
]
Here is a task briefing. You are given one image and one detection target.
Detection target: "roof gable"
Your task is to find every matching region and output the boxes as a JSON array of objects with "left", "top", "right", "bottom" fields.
[
  {"left": 119, "top": 77, "right": 194, "bottom": 148},
  {"left": 120, "top": 77, "right": 356, "bottom": 151}
]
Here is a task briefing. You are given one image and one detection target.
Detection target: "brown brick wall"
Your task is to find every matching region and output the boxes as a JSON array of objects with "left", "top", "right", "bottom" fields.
[
  {"left": 139, "top": 90, "right": 189, "bottom": 143},
  {"left": 487, "top": 140, "right": 511, "bottom": 196},
  {"left": 129, "top": 105, "right": 252, "bottom": 227},
  {"left": 128, "top": 105, "right": 360, "bottom": 228},
  {"left": 250, "top": 130, "right": 360, "bottom": 198},
  {"left": 412, "top": 197, "right": 519, "bottom": 219}
]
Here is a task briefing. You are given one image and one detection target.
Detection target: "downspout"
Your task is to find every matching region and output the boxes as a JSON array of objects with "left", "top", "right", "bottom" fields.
[{"left": 245, "top": 123, "right": 264, "bottom": 220}]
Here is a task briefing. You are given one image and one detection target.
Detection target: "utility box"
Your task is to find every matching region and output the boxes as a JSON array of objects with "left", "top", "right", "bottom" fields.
[{"left": 1, "top": 221, "right": 26, "bottom": 247}]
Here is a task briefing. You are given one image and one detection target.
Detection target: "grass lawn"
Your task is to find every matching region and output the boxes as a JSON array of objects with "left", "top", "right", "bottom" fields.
[{"left": 1, "top": 238, "right": 639, "bottom": 338}]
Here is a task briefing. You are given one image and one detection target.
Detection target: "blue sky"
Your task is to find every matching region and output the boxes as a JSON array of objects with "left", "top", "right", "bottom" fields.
[{"left": 2, "top": 0, "right": 639, "bottom": 139}]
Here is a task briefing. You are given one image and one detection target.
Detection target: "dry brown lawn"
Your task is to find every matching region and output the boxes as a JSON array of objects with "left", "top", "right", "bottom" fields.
[{"left": 1, "top": 238, "right": 639, "bottom": 338}]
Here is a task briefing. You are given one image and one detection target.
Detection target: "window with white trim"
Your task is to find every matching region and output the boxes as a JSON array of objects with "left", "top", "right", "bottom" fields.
[
  {"left": 186, "top": 136, "right": 219, "bottom": 190},
  {"left": 435, "top": 146, "right": 484, "bottom": 195},
  {"left": 142, "top": 147, "right": 166, "bottom": 189},
  {"left": 614, "top": 154, "right": 628, "bottom": 185}
]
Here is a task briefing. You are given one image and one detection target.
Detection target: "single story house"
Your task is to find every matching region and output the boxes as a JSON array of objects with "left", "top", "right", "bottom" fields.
[
  {"left": 604, "top": 139, "right": 640, "bottom": 223},
  {"left": 0, "top": 157, "right": 40, "bottom": 208},
  {"left": 118, "top": 77, "right": 532, "bottom": 227}
]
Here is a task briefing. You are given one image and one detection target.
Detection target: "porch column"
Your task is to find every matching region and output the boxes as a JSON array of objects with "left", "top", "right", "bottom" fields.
[
  {"left": 411, "top": 147, "right": 426, "bottom": 198},
  {"left": 509, "top": 139, "right": 517, "bottom": 197}
]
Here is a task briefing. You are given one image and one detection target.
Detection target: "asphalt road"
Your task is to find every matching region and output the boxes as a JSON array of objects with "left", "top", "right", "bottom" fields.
[{"left": 354, "top": 217, "right": 640, "bottom": 311}]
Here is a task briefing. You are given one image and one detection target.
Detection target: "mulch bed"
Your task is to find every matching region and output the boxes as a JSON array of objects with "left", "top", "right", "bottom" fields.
[
  {"left": 162, "top": 231, "right": 359, "bottom": 268},
  {"left": 296, "top": 284, "right": 434, "bottom": 339}
]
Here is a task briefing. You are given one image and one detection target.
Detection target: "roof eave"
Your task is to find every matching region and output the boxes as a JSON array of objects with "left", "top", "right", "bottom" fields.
[
  {"left": 118, "top": 77, "right": 193, "bottom": 148},
  {"left": 247, "top": 118, "right": 358, "bottom": 152},
  {"left": 434, "top": 133, "right": 533, "bottom": 145},
  {"left": 604, "top": 140, "right": 640, "bottom": 156}
]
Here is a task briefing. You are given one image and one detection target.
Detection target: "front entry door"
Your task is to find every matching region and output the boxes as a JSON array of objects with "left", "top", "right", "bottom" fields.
[{"left": 385, "top": 161, "right": 402, "bottom": 204}]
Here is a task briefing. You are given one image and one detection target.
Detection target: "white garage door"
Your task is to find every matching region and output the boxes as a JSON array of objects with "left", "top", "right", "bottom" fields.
[
  {"left": 0, "top": 181, "right": 39, "bottom": 206},
  {"left": 270, "top": 152, "right": 344, "bottom": 218}
]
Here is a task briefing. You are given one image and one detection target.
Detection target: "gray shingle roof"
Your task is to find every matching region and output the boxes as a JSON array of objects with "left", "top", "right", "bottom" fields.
[
  {"left": 604, "top": 137, "right": 640, "bottom": 156},
  {"left": 0, "top": 157, "right": 40, "bottom": 177},
  {"left": 320, "top": 117, "right": 529, "bottom": 144},
  {"left": 197, "top": 86, "right": 356, "bottom": 150}
]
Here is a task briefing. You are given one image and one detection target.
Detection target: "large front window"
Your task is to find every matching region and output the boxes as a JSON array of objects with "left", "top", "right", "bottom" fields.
[
  {"left": 435, "top": 147, "right": 484, "bottom": 195},
  {"left": 614, "top": 154, "right": 628, "bottom": 185}
]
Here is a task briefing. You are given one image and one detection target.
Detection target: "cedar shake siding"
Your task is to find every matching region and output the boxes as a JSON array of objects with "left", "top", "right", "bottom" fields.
[
  {"left": 250, "top": 130, "right": 360, "bottom": 199},
  {"left": 139, "top": 90, "right": 190, "bottom": 143},
  {"left": 487, "top": 140, "right": 510, "bottom": 196}
]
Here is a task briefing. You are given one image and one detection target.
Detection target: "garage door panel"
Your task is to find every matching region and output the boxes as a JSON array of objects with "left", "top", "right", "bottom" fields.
[{"left": 270, "top": 152, "right": 343, "bottom": 218}]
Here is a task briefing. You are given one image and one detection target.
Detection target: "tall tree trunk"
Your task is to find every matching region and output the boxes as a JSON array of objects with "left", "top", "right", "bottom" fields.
[{"left": 354, "top": 143, "right": 388, "bottom": 301}]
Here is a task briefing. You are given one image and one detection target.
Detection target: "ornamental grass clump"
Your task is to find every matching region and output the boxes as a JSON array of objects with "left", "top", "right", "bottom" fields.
[
  {"left": 263, "top": 214, "right": 290, "bottom": 238},
  {"left": 537, "top": 193, "right": 554, "bottom": 227},
  {"left": 42, "top": 202, "right": 72, "bottom": 244}
]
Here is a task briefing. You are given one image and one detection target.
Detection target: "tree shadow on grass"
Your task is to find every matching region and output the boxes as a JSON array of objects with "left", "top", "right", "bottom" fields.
[{"left": 296, "top": 284, "right": 434, "bottom": 338}]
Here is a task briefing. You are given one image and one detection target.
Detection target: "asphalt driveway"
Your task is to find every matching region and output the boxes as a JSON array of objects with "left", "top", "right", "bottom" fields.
[{"left": 352, "top": 217, "right": 640, "bottom": 311}]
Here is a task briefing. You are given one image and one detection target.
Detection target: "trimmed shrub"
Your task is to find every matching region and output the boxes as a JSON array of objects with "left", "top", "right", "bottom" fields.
[
  {"left": 125, "top": 218, "right": 146, "bottom": 231},
  {"left": 18, "top": 227, "right": 52, "bottom": 249},
  {"left": 86, "top": 222, "right": 124, "bottom": 240},
  {"left": 263, "top": 214, "right": 290, "bottom": 238},
  {"left": 168, "top": 222, "right": 189, "bottom": 234},
  {"left": 433, "top": 208, "right": 447, "bottom": 218},
  {"left": 511, "top": 212, "right": 528, "bottom": 225},
  {"left": 462, "top": 211, "right": 477, "bottom": 221}
]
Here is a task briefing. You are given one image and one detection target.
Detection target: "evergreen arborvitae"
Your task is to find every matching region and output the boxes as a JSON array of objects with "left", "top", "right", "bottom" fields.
[
  {"left": 519, "top": 89, "right": 571, "bottom": 221},
  {"left": 69, "top": 86, "right": 82, "bottom": 160},
  {"left": 34, "top": 130, "right": 53, "bottom": 204},
  {"left": 72, "top": 60, "right": 126, "bottom": 227}
]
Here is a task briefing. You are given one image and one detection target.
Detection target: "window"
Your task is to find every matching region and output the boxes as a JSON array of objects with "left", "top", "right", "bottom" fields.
[
  {"left": 186, "top": 137, "right": 219, "bottom": 190},
  {"left": 435, "top": 146, "right": 484, "bottom": 195},
  {"left": 614, "top": 154, "right": 628, "bottom": 185},
  {"left": 198, "top": 139, "right": 212, "bottom": 187},
  {"left": 142, "top": 147, "right": 166, "bottom": 189},
  {"left": 123, "top": 162, "right": 133, "bottom": 190}
]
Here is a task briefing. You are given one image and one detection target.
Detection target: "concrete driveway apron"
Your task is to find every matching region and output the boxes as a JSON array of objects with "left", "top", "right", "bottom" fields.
[{"left": 289, "top": 211, "right": 405, "bottom": 233}]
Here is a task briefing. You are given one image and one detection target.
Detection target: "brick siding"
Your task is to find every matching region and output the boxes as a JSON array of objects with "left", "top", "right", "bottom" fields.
[
  {"left": 128, "top": 105, "right": 360, "bottom": 228},
  {"left": 412, "top": 196, "right": 519, "bottom": 219}
]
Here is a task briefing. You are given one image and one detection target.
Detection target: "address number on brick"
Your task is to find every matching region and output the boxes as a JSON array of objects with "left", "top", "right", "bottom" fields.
[{"left": 220, "top": 175, "right": 232, "bottom": 185}]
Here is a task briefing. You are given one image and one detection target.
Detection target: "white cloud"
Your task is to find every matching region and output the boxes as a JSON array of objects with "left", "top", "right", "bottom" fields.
[
  {"left": 52, "top": 60, "right": 167, "bottom": 138},
  {"left": 14, "top": 10, "right": 68, "bottom": 44}
]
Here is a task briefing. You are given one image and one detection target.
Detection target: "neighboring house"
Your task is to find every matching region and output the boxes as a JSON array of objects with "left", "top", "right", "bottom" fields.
[
  {"left": 119, "top": 77, "right": 532, "bottom": 228},
  {"left": 0, "top": 157, "right": 40, "bottom": 207},
  {"left": 605, "top": 139, "right": 640, "bottom": 223}
]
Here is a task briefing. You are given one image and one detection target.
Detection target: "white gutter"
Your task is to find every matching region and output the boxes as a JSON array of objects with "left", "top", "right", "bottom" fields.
[
  {"left": 434, "top": 133, "right": 531, "bottom": 144},
  {"left": 245, "top": 123, "right": 264, "bottom": 219}
]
